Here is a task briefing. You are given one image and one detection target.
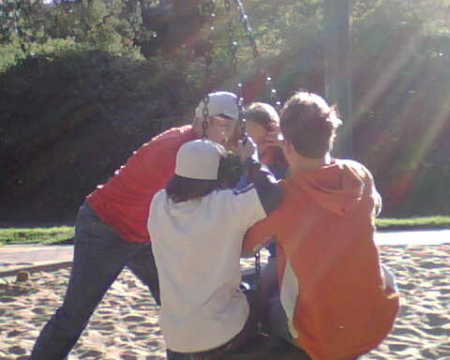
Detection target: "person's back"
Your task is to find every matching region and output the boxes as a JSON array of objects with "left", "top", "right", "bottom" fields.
[
  {"left": 150, "top": 187, "right": 264, "bottom": 352},
  {"left": 149, "top": 139, "right": 282, "bottom": 358},
  {"left": 243, "top": 91, "right": 399, "bottom": 360},
  {"left": 272, "top": 160, "right": 398, "bottom": 359}
]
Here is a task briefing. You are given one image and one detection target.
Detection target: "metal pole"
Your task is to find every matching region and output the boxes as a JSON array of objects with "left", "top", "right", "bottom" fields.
[{"left": 324, "top": 0, "right": 352, "bottom": 157}]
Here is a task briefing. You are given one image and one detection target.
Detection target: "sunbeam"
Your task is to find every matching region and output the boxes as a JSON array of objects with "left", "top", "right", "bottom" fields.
[{"left": 353, "top": 27, "right": 425, "bottom": 127}]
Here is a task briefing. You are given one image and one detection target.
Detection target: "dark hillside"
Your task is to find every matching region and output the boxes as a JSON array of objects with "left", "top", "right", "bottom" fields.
[{"left": 0, "top": 50, "right": 198, "bottom": 224}]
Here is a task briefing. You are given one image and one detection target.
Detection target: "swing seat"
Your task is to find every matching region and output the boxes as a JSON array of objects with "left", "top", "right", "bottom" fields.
[
  {"left": 234, "top": 269, "right": 313, "bottom": 359},
  {"left": 241, "top": 268, "right": 258, "bottom": 289}
]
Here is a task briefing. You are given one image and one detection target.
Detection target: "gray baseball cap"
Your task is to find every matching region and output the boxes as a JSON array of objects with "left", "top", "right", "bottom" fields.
[
  {"left": 195, "top": 91, "right": 239, "bottom": 121},
  {"left": 175, "top": 139, "right": 226, "bottom": 180}
]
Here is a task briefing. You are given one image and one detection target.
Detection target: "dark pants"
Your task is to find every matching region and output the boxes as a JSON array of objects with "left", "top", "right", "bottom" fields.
[{"left": 31, "top": 202, "right": 160, "bottom": 360}]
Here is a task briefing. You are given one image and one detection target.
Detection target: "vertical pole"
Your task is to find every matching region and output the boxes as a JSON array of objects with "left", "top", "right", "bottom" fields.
[{"left": 324, "top": 0, "right": 352, "bottom": 157}]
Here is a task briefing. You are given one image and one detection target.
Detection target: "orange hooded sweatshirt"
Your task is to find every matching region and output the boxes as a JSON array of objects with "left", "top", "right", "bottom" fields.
[{"left": 243, "top": 159, "right": 399, "bottom": 360}]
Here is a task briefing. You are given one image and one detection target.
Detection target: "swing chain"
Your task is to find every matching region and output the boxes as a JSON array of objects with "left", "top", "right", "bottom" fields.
[
  {"left": 226, "top": 1, "right": 267, "bottom": 282},
  {"left": 201, "top": 0, "right": 216, "bottom": 138},
  {"left": 202, "top": 0, "right": 216, "bottom": 21},
  {"left": 224, "top": 0, "right": 232, "bottom": 11},
  {"left": 236, "top": 82, "right": 245, "bottom": 139},
  {"left": 199, "top": 0, "right": 279, "bottom": 286},
  {"left": 254, "top": 247, "right": 261, "bottom": 283},
  {"left": 266, "top": 76, "right": 282, "bottom": 112},
  {"left": 203, "top": 0, "right": 216, "bottom": 87},
  {"left": 224, "top": 0, "right": 244, "bottom": 140},
  {"left": 230, "top": 0, "right": 281, "bottom": 110},
  {"left": 224, "top": 0, "right": 238, "bottom": 74},
  {"left": 202, "top": 95, "right": 210, "bottom": 138},
  {"left": 232, "top": 0, "right": 259, "bottom": 59}
]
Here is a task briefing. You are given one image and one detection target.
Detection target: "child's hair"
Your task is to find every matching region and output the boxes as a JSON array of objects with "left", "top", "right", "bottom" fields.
[
  {"left": 166, "top": 176, "right": 219, "bottom": 203},
  {"left": 244, "top": 102, "right": 280, "bottom": 132},
  {"left": 244, "top": 102, "right": 287, "bottom": 171},
  {"left": 280, "top": 91, "right": 342, "bottom": 158},
  {"left": 166, "top": 153, "right": 242, "bottom": 203}
]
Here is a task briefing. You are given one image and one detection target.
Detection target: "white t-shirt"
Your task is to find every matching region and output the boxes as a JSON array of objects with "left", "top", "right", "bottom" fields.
[{"left": 148, "top": 185, "right": 266, "bottom": 352}]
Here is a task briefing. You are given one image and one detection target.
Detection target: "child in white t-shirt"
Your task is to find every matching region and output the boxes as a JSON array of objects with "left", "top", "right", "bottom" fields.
[{"left": 148, "top": 138, "right": 282, "bottom": 359}]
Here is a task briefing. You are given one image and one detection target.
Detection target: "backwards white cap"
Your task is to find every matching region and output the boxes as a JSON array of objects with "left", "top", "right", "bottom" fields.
[
  {"left": 175, "top": 139, "right": 226, "bottom": 180},
  {"left": 194, "top": 91, "right": 239, "bottom": 121}
]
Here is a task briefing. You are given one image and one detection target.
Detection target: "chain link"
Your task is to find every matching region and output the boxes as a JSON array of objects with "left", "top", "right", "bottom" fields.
[
  {"left": 201, "top": 0, "right": 217, "bottom": 138},
  {"left": 224, "top": 0, "right": 245, "bottom": 142},
  {"left": 224, "top": 0, "right": 238, "bottom": 74},
  {"left": 266, "top": 76, "right": 282, "bottom": 112},
  {"left": 232, "top": 0, "right": 259, "bottom": 59},
  {"left": 199, "top": 1, "right": 280, "bottom": 283},
  {"left": 201, "top": 95, "right": 210, "bottom": 138},
  {"left": 230, "top": 0, "right": 281, "bottom": 111},
  {"left": 226, "top": 0, "right": 270, "bottom": 282},
  {"left": 254, "top": 249, "right": 261, "bottom": 281},
  {"left": 203, "top": 0, "right": 216, "bottom": 87},
  {"left": 236, "top": 82, "right": 246, "bottom": 139}
]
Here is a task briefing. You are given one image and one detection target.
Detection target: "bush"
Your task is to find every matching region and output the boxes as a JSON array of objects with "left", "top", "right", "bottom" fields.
[{"left": 0, "top": 45, "right": 204, "bottom": 223}]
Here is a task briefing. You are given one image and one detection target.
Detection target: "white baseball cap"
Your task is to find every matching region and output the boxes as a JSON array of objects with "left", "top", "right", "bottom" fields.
[
  {"left": 175, "top": 139, "right": 227, "bottom": 180},
  {"left": 195, "top": 91, "right": 239, "bottom": 121}
]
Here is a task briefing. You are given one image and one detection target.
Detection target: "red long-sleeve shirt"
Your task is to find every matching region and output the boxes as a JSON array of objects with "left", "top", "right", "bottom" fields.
[{"left": 88, "top": 125, "right": 197, "bottom": 243}]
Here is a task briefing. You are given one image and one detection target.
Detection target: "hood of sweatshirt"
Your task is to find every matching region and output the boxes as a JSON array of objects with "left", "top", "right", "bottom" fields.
[{"left": 288, "top": 160, "right": 367, "bottom": 216}]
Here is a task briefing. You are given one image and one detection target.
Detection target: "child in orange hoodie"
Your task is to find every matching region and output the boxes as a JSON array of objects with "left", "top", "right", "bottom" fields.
[{"left": 243, "top": 91, "right": 400, "bottom": 360}]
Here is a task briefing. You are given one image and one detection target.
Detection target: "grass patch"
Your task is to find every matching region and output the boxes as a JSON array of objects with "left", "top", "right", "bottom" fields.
[
  {"left": 0, "top": 216, "right": 449, "bottom": 245},
  {"left": 377, "top": 216, "right": 450, "bottom": 230},
  {"left": 0, "top": 226, "right": 74, "bottom": 246}
]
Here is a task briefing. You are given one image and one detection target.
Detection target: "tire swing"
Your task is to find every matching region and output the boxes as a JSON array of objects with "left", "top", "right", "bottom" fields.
[
  {"left": 198, "top": 0, "right": 282, "bottom": 317},
  {"left": 199, "top": 0, "right": 282, "bottom": 138},
  {"left": 189, "top": 3, "right": 310, "bottom": 359}
]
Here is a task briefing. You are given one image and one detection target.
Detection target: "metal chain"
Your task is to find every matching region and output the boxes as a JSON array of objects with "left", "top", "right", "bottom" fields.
[
  {"left": 231, "top": 0, "right": 259, "bottom": 59},
  {"left": 254, "top": 249, "right": 261, "bottom": 282},
  {"left": 203, "top": 0, "right": 216, "bottom": 80},
  {"left": 201, "top": 95, "right": 210, "bottom": 138},
  {"left": 224, "top": 0, "right": 238, "bottom": 74},
  {"left": 224, "top": 0, "right": 245, "bottom": 142},
  {"left": 201, "top": 0, "right": 216, "bottom": 138},
  {"left": 228, "top": 0, "right": 269, "bottom": 282},
  {"left": 201, "top": 0, "right": 280, "bottom": 285},
  {"left": 236, "top": 82, "right": 246, "bottom": 140},
  {"left": 231, "top": 0, "right": 281, "bottom": 112},
  {"left": 200, "top": 0, "right": 281, "bottom": 288},
  {"left": 266, "top": 76, "right": 282, "bottom": 112}
]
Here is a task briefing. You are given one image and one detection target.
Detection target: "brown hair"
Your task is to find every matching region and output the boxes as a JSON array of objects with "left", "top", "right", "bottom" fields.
[
  {"left": 244, "top": 102, "right": 280, "bottom": 132},
  {"left": 166, "top": 176, "right": 220, "bottom": 203},
  {"left": 280, "top": 91, "right": 342, "bottom": 158}
]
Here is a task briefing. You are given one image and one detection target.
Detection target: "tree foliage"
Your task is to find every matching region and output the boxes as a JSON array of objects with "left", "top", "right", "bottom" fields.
[{"left": 0, "top": 0, "right": 449, "bottom": 222}]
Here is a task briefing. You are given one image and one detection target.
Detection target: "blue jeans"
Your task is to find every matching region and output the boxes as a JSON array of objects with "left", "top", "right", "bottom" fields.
[{"left": 31, "top": 202, "right": 160, "bottom": 360}]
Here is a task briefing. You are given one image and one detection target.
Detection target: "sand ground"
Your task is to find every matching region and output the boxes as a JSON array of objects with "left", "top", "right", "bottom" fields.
[{"left": 0, "top": 244, "right": 449, "bottom": 360}]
